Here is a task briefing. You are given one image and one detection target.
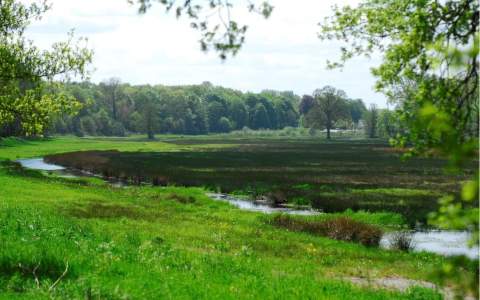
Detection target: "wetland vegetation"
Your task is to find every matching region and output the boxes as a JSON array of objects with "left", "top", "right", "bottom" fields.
[
  {"left": 44, "top": 138, "right": 470, "bottom": 226},
  {"left": 0, "top": 136, "right": 477, "bottom": 299},
  {"left": 1, "top": 0, "right": 478, "bottom": 298}
]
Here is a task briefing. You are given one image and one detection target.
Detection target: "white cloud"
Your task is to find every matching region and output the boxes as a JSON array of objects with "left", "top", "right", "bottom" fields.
[{"left": 25, "top": 0, "right": 387, "bottom": 107}]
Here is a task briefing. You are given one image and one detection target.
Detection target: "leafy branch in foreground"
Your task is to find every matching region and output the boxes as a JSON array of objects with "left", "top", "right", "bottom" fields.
[
  {"left": 0, "top": 0, "right": 93, "bottom": 136},
  {"left": 129, "top": 0, "right": 273, "bottom": 59},
  {"left": 320, "top": 1, "right": 478, "bottom": 295}
]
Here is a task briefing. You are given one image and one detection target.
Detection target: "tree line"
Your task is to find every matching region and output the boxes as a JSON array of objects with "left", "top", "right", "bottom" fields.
[
  {"left": 48, "top": 80, "right": 301, "bottom": 138},
  {"left": 46, "top": 81, "right": 407, "bottom": 139},
  {"left": 0, "top": 76, "right": 406, "bottom": 139}
]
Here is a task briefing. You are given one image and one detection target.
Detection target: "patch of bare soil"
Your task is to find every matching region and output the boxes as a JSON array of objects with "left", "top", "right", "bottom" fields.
[{"left": 344, "top": 276, "right": 476, "bottom": 300}]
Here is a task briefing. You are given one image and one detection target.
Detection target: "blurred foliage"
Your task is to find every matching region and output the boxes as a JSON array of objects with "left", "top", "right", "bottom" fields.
[
  {"left": 130, "top": 0, "right": 273, "bottom": 59},
  {"left": 320, "top": 0, "right": 479, "bottom": 296}
]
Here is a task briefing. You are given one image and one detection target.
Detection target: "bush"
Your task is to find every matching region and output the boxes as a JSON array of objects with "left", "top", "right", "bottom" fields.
[
  {"left": 267, "top": 215, "right": 383, "bottom": 247},
  {"left": 388, "top": 231, "right": 415, "bottom": 251},
  {"left": 265, "top": 190, "right": 287, "bottom": 205}
]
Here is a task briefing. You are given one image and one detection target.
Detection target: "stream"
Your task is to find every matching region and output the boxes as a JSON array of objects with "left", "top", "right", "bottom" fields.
[
  {"left": 206, "top": 193, "right": 319, "bottom": 215},
  {"left": 16, "top": 157, "right": 479, "bottom": 259}
]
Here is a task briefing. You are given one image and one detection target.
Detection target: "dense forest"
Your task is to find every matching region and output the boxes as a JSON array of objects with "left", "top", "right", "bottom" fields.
[
  {"left": 49, "top": 80, "right": 299, "bottom": 137},
  {"left": 0, "top": 78, "right": 405, "bottom": 139}
]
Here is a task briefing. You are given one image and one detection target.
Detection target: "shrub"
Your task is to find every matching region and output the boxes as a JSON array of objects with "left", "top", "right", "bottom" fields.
[
  {"left": 388, "top": 231, "right": 415, "bottom": 251},
  {"left": 267, "top": 215, "right": 383, "bottom": 247},
  {"left": 265, "top": 190, "right": 287, "bottom": 205}
]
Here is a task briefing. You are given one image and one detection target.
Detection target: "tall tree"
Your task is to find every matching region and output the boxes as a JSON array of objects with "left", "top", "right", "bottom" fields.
[
  {"left": 251, "top": 103, "right": 270, "bottom": 129},
  {"left": 299, "top": 95, "right": 315, "bottom": 115},
  {"left": 100, "top": 78, "right": 122, "bottom": 121},
  {"left": 319, "top": 0, "right": 478, "bottom": 153},
  {"left": 207, "top": 100, "right": 226, "bottom": 132},
  {"left": 364, "top": 104, "right": 378, "bottom": 138},
  {"left": 347, "top": 99, "right": 367, "bottom": 130},
  {"left": 305, "top": 86, "right": 349, "bottom": 139},
  {"left": 133, "top": 87, "right": 159, "bottom": 139},
  {"left": 0, "top": 0, "right": 92, "bottom": 137},
  {"left": 229, "top": 101, "right": 248, "bottom": 129},
  {"left": 378, "top": 109, "right": 400, "bottom": 138}
]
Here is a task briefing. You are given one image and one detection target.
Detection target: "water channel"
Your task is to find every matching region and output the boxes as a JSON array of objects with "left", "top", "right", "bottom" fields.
[{"left": 17, "top": 157, "right": 479, "bottom": 259}]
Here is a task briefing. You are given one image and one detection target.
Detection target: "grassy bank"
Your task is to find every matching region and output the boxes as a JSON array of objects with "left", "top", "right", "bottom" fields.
[{"left": 0, "top": 136, "right": 474, "bottom": 299}]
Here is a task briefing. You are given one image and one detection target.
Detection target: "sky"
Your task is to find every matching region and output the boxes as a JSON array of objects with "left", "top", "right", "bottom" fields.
[{"left": 26, "top": 0, "right": 388, "bottom": 107}]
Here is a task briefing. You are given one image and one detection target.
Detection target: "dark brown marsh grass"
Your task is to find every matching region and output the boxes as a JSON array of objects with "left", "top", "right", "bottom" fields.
[
  {"left": 44, "top": 140, "right": 473, "bottom": 225},
  {"left": 268, "top": 214, "right": 383, "bottom": 247}
]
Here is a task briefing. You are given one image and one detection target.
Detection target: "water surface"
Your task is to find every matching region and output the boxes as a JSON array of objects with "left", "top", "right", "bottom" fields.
[
  {"left": 381, "top": 231, "right": 478, "bottom": 259},
  {"left": 207, "top": 193, "right": 320, "bottom": 215},
  {"left": 16, "top": 158, "right": 65, "bottom": 171},
  {"left": 17, "top": 157, "right": 478, "bottom": 259}
]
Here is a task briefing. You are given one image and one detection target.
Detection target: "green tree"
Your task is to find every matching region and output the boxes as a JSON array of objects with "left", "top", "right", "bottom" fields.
[
  {"left": 133, "top": 87, "right": 159, "bottom": 139},
  {"left": 94, "top": 109, "right": 112, "bottom": 136},
  {"left": 251, "top": 103, "right": 270, "bottom": 129},
  {"left": 305, "top": 86, "right": 349, "bottom": 139},
  {"left": 190, "top": 97, "right": 209, "bottom": 134},
  {"left": 319, "top": 0, "right": 478, "bottom": 156},
  {"left": 299, "top": 95, "right": 315, "bottom": 115},
  {"left": 207, "top": 100, "right": 226, "bottom": 132},
  {"left": 0, "top": 0, "right": 92, "bottom": 137},
  {"left": 48, "top": 82, "right": 302, "bottom": 136},
  {"left": 80, "top": 116, "right": 97, "bottom": 136},
  {"left": 320, "top": 0, "right": 479, "bottom": 294},
  {"left": 364, "top": 104, "right": 378, "bottom": 138},
  {"left": 172, "top": 118, "right": 185, "bottom": 134},
  {"left": 99, "top": 77, "right": 122, "bottom": 121},
  {"left": 347, "top": 99, "right": 367, "bottom": 130},
  {"left": 217, "top": 117, "right": 232, "bottom": 133},
  {"left": 111, "top": 121, "right": 126, "bottom": 137},
  {"left": 229, "top": 101, "right": 248, "bottom": 130},
  {"left": 378, "top": 109, "right": 399, "bottom": 138},
  {"left": 129, "top": 111, "right": 143, "bottom": 133}
]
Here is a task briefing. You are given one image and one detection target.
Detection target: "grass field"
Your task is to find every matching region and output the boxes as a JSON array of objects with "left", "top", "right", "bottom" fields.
[
  {"left": 0, "top": 136, "right": 476, "bottom": 299},
  {"left": 44, "top": 137, "right": 472, "bottom": 226}
]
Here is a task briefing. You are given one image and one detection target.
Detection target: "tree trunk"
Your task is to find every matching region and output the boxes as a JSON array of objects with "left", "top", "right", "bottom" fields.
[
  {"left": 112, "top": 91, "right": 117, "bottom": 121},
  {"left": 147, "top": 118, "right": 154, "bottom": 140},
  {"left": 326, "top": 126, "right": 331, "bottom": 139}
]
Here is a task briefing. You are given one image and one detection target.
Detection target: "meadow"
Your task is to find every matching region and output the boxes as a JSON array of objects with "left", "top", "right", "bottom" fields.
[
  {"left": 0, "top": 136, "right": 477, "bottom": 299},
  {"left": 45, "top": 137, "right": 471, "bottom": 226}
]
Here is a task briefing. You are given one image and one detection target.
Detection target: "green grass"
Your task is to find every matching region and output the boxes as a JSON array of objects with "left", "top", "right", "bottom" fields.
[
  {"left": 0, "top": 136, "right": 473, "bottom": 299},
  {"left": 43, "top": 137, "right": 473, "bottom": 225},
  {"left": 0, "top": 136, "right": 232, "bottom": 160}
]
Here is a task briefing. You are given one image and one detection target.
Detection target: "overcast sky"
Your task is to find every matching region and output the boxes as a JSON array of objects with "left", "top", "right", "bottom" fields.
[{"left": 26, "top": 0, "right": 388, "bottom": 107}]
